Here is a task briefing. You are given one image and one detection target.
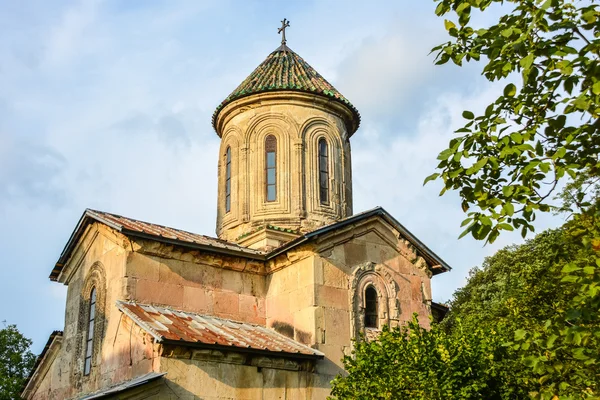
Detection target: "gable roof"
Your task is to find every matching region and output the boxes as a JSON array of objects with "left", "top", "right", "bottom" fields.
[
  {"left": 117, "top": 301, "right": 324, "bottom": 360},
  {"left": 212, "top": 44, "right": 360, "bottom": 134},
  {"left": 51, "top": 206, "right": 450, "bottom": 281},
  {"left": 271, "top": 207, "right": 452, "bottom": 275},
  {"left": 50, "top": 209, "right": 265, "bottom": 281}
]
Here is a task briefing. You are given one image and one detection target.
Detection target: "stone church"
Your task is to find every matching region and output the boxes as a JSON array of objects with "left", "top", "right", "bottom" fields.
[{"left": 22, "top": 25, "right": 451, "bottom": 399}]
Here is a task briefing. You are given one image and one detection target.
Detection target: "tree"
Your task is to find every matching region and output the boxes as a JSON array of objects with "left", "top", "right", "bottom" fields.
[
  {"left": 426, "top": 1, "right": 600, "bottom": 397},
  {"left": 0, "top": 325, "right": 35, "bottom": 400},
  {"left": 332, "top": 2, "right": 600, "bottom": 398},
  {"left": 330, "top": 211, "right": 599, "bottom": 400},
  {"left": 443, "top": 210, "right": 600, "bottom": 399},
  {"left": 330, "top": 317, "right": 522, "bottom": 400},
  {"left": 427, "top": 0, "right": 600, "bottom": 243}
]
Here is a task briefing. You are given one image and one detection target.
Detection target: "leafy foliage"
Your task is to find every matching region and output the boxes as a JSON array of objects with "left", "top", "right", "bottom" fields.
[
  {"left": 428, "top": 0, "right": 600, "bottom": 244},
  {"left": 0, "top": 325, "right": 35, "bottom": 400},
  {"left": 331, "top": 1, "right": 600, "bottom": 399},
  {"left": 330, "top": 210, "right": 599, "bottom": 399},
  {"left": 330, "top": 317, "right": 521, "bottom": 400},
  {"left": 444, "top": 208, "right": 600, "bottom": 399}
]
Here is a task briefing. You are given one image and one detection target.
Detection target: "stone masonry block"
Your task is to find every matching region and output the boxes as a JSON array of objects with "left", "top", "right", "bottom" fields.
[
  {"left": 133, "top": 279, "right": 183, "bottom": 308},
  {"left": 239, "top": 294, "right": 265, "bottom": 320},
  {"left": 126, "top": 253, "right": 159, "bottom": 281},
  {"left": 182, "top": 286, "right": 213, "bottom": 313},
  {"left": 343, "top": 242, "right": 367, "bottom": 266},
  {"left": 315, "top": 285, "right": 349, "bottom": 310},
  {"left": 221, "top": 269, "right": 244, "bottom": 293},
  {"left": 322, "top": 260, "right": 348, "bottom": 289},
  {"left": 214, "top": 291, "right": 239, "bottom": 316}
]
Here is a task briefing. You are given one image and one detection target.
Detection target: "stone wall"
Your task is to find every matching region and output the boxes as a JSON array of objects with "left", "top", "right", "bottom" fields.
[
  {"left": 215, "top": 91, "right": 354, "bottom": 242},
  {"left": 25, "top": 223, "right": 153, "bottom": 399},
  {"left": 124, "top": 238, "right": 267, "bottom": 325},
  {"left": 154, "top": 353, "right": 333, "bottom": 400}
]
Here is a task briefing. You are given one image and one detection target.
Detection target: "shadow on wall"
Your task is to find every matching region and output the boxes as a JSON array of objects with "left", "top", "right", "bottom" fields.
[{"left": 157, "top": 355, "right": 332, "bottom": 398}]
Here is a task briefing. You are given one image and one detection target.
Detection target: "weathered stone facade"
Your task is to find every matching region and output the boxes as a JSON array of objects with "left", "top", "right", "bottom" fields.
[
  {"left": 23, "top": 40, "right": 450, "bottom": 400},
  {"left": 215, "top": 92, "right": 354, "bottom": 244}
]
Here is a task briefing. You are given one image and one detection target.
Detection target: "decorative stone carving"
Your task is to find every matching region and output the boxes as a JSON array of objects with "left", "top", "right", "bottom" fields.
[
  {"left": 349, "top": 262, "right": 402, "bottom": 340},
  {"left": 214, "top": 91, "right": 355, "bottom": 242},
  {"left": 73, "top": 262, "right": 107, "bottom": 384}
]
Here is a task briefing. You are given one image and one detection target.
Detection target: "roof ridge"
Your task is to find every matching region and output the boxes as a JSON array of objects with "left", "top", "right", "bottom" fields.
[{"left": 85, "top": 208, "right": 244, "bottom": 247}]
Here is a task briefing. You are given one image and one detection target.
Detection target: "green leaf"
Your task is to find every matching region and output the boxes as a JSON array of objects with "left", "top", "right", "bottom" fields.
[
  {"left": 444, "top": 19, "right": 456, "bottom": 31},
  {"left": 503, "top": 202, "right": 515, "bottom": 216},
  {"left": 462, "top": 110, "right": 475, "bottom": 120},
  {"left": 423, "top": 173, "right": 440, "bottom": 185},
  {"left": 514, "top": 329, "right": 527, "bottom": 341},
  {"left": 503, "top": 83, "right": 517, "bottom": 97},
  {"left": 466, "top": 158, "right": 488, "bottom": 175},
  {"left": 593, "top": 81, "right": 600, "bottom": 95},
  {"left": 561, "top": 263, "right": 581, "bottom": 273},
  {"left": 520, "top": 54, "right": 534, "bottom": 70}
]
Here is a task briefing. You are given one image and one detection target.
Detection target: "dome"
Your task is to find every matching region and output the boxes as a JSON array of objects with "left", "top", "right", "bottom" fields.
[{"left": 212, "top": 44, "right": 360, "bottom": 134}]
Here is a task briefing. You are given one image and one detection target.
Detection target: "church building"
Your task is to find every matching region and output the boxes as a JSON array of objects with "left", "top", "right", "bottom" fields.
[{"left": 22, "top": 22, "right": 451, "bottom": 399}]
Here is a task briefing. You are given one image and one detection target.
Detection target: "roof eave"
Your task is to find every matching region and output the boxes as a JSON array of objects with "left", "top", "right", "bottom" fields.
[
  {"left": 161, "top": 339, "right": 324, "bottom": 361},
  {"left": 268, "top": 207, "right": 452, "bottom": 275},
  {"left": 212, "top": 89, "right": 360, "bottom": 137},
  {"left": 50, "top": 210, "right": 266, "bottom": 282}
]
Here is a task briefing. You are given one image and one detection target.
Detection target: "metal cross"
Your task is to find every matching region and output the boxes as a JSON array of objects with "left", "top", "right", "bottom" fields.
[{"left": 278, "top": 18, "right": 290, "bottom": 45}]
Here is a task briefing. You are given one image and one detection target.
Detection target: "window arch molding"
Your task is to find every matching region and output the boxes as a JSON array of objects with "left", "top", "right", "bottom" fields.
[
  {"left": 299, "top": 118, "right": 346, "bottom": 215},
  {"left": 350, "top": 262, "right": 401, "bottom": 340},
  {"left": 76, "top": 262, "right": 107, "bottom": 378},
  {"left": 220, "top": 128, "right": 241, "bottom": 223},
  {"left": 265, "top": 134, "right": 278, "bottom": 202},
  {"left": 225, "top": 146, "right": 232, "bottom": 213},
  {"left": 317, "top": 137, "right": 330, "bottom": 205},
  {"left": 246, "top": 122, "right": 290, "bottom": 208}
]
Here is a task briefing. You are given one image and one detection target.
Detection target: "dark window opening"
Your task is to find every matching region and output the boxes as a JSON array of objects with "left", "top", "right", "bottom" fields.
[
  {"left": 318, "top": 138, "right": 329, "bottom": 204},
  {"left": 84, "top": 287, "right": 96, "bottom": 375},
  {"left": 265, "top": 135, "right": 277, "bottom": 202},
  {"left": 364, "top": 286, "right": 378, "bottom": 328},
  {"left": 225, "top": 147, "right": 231, "bottom": 213}
]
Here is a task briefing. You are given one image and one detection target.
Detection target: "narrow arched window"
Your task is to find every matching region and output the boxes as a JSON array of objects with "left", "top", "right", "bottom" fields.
[
  {"left": 364, "top": 286, "right": 378, "bottom": 328},
  {"left": 318, "top": 138, "right": 329, "bottom": 204},
  {"left": 84, "top": 287, "right": 96, "bottom": 375},
  {"left": 225, "top": 147, "right": 231, "bottom": 213},
  {"left": 265, "top": 135, "right": 277, "bottom": 202}
]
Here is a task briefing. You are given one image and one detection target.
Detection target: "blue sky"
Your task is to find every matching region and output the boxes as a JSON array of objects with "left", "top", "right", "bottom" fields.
[{"left": 0, "top": 0, "right": 564, "bottom": 354}]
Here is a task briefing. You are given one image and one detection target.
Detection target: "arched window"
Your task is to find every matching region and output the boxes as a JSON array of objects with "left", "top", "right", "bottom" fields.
[
  {"left": 318, "top": 138, "right": 329, "bottom": 204},
  {"left": 84, "top": 287, "right": 96, "bottom": 375},
  {"left": 225, "top": 147, "right": 231, "bottom": 213},
  {"left": 265, "top": 135, "right": 277, "bottom": 202},
  {"left": 364, "top": 286, "right": 378, "bottom": 328}
]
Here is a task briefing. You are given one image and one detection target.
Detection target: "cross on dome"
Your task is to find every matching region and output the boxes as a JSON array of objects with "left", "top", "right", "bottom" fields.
[{"left": 278, "top": 18, "right": 290, "bottom": 45}]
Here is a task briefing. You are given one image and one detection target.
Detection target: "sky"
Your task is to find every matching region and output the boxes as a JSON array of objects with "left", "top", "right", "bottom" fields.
[{"left": 0, "top": 0, "right": 566, "bottom": 354}]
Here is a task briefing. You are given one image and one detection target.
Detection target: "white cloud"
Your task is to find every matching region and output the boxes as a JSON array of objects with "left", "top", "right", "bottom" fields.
[
  {"left": 0, "top": 0, "right": 566, "bottom": 352},
  {"left": 44, "top": 0, "right": 102, "bottom": 67}
]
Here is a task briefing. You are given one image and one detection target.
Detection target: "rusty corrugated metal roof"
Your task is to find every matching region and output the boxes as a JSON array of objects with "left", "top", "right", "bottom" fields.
[{"left": 116, "top": 301, "right": 324, "bottom": 359}]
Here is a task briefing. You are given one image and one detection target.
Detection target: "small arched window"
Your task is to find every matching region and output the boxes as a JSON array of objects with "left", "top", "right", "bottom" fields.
[
  {"left": 225, "top": 147, "right": 231, "bottom": 213},
  {"left": 265, "top": 135, "right": 277, "bottom": 202},
  {"left": 364, "top": 286, "right": 378, "bottom": 328},
  {"left": 318, "top": 138, "right": 329, "bottom": 204},
  {"left": 84, "top": 287, "right": 96, "bottom": 375}
]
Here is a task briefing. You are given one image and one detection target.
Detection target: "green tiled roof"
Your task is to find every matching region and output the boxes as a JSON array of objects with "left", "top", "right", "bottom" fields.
[{"left": 212, "top": 44, "right": 360, "bottom": 133}]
